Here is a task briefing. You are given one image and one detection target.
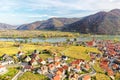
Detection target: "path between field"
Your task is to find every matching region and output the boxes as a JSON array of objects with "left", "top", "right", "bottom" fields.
[{"left": 11, "top": 70, "right": 24, "bottom": 80}]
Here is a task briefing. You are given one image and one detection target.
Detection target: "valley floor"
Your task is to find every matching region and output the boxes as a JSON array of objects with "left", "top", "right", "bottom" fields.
[{"left": 0, "top": 40, "right": 120, "bottom": 80}]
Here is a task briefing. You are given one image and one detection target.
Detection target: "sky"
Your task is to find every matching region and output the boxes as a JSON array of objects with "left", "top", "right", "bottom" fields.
[{"left": 0, "top": 0, "right": 120, "bottom": 25}]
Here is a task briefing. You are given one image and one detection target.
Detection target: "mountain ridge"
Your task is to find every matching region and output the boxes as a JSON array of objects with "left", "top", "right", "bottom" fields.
[
  {"left": 63, "top": 9, "right": 120, "bottom": 34},
  {"left": 1, "top": 9, "right": 120, "bottom": 35},
  {"left": 0, "top": 23, "right": 17, "bottom": 30},
  {"left": 17, "top": 18, "right": 80, "bottom": 30}
]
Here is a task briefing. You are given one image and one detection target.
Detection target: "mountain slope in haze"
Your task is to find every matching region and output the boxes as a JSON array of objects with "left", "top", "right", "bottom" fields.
[
  {"left": 36, "top": 18, "right": 64, "bottom": 30},
  {"left": 0, "top": 23, "right": 17, "bottom": 30},
  {"left": 63, "top": 9, "right": 120, "bottom": 34},
  {"left": 17, "top": 18, "right": 80, "bottom": 30},
  {"left": 17, "top": 21, "right": 43, "bottom": 30}
]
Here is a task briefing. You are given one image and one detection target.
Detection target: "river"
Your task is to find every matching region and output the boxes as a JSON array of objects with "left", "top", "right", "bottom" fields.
[{"left": 0, "top": 35, "right": 120, "bottom": 43}]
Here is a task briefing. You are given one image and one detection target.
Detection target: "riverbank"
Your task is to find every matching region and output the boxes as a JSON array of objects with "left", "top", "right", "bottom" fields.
[{"left": 0, "top": 30, "right": 80, "bottom": 38}]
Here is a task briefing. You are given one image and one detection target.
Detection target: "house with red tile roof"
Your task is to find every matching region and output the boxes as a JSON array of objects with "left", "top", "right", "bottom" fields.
[
  {"left": 84, "top": 63, "right": 90, "bottom": 71},
  {"left": 107, "top": 68, "right": 115, "bottom": 80},
  {"left": 17, "top": 51, "right": 24, "bottom": 58},
  {"left": 86, "top": 40, "right": 96, "bottom": 47},
  {"left": 53, "top": 74, "right": 60, "bottom": 80},
  {"left": 48, "top": 63, "right": 55, "bottom": 72},
  {"left": 30, "top": 59, "right": 38, "bottom": 66},
  {"left": 73, "top": 65, "right": 81, "bottom": 73},
  {"left": 82, "top": 75, "right": 91, "bottom": 80},
  {"left": 23, "top": 65, "right": 33, "bottom": 72},
  {"left": 112, "top": 63, "right": 119, "bottom": 70},
  {"left": 69, "top": 73, "right": 79, "bottom": 80},
  {"left": 40, "top": 66, "right": 48, "bottom": 74},
  {"left": 37, "top": 58, "right": 46, "bottom": 65},
  {"left": 62, "top": 65, "right": 68, "bottom": 71},
  {"left": 71, "top": 59, "right": 85, "bottom": 67},
  {"left": 54, "top": 62, "right": 61, "bottom": 68},
  {"left": 31, "top": 53, "right": 40, "bottom": 60},
  {"left": 54, "top": 56, "right": 61, "bottom": 62}
]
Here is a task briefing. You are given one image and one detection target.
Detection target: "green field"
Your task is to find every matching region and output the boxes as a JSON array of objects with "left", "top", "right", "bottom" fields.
[
  {"left": 0, "top": 41, "right": 100, "bottom": 60},
  {"left": 0, "top": 41, "right": 101, "bottom": 80},
  {"left": 0, "top": 68, "right": 18, "bottom": 80},
  {"left": 18, "top": 72, "right": 49, "bottom": 80}
]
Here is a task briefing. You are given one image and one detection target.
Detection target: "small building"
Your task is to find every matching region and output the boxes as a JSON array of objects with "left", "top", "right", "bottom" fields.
[
  {"left": 61, "top": 55, "right": 68, "bottom": 61},
  {"left": 82, "top": 75, "right": 91, "bottom": 80},
  {"left": 47, "top": 58, "right": 54, "bottom": 63},
  {"left": 37, "top": 59, "right": 46, "bottom": 65},
  {"left": 23, "top": 65, "right": 33, "bottom": 72},
  {"left": 30, "top": 59, "right": 38, "bottom": 66},
  {"left": 17, "top": 51, "right": 24, "bottom": 57},
  {"left": 0, "top": 65, "right": 7, "bottom": 75},
  {"left": 53, "top": 74, "right": 60, "bottom": 80},
  {"left": 24, "top": 56, "right": 31, "bottom": 62}
]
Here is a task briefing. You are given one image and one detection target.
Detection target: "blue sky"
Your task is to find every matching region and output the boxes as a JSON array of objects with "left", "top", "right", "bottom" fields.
[{"left": 0, "top": 0, "right": 120, "bottom": 25}]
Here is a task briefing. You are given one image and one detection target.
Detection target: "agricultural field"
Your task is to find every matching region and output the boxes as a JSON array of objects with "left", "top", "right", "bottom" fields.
[
  {"left": 63, "top": 46, "right": 101, "bottom": 60},
  {"left": 0, "top": 41, "right": 101, "bottom": 80},
  {"left": 18, "top": 72, "right": 49, "bottom": 80},
  {"left": 0, "top": 41, "right": 100, "bottom": 61}
]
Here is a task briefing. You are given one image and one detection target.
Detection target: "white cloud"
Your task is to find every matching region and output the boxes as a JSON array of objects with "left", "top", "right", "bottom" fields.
[{"left": 0, "top": 0, "right": 120, "bottom": 24}]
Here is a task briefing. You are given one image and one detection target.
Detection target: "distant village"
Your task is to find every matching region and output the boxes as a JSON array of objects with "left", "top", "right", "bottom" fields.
[{"left": 0, "top": 40, "right": 120, "bottom": 80}]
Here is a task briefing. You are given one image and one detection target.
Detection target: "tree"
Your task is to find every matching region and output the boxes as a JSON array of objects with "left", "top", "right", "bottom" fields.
[
  {"left": 73, "top": 38, "right": 77, "bottom": 42},
  {"left": 24, "top": 39, "right": 28, "bottom": 43},
  {"left": 66, "top": 38, "right": 70, "bottom": 42}
]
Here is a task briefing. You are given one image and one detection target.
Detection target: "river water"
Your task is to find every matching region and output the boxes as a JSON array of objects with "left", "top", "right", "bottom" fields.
[{"left": 0, "top": 35, "right": 120, "bottom": 43}]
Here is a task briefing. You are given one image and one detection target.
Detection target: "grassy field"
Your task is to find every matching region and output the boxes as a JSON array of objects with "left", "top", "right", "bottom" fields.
[
  {"left": 0, "top": 41, "right": 101, "bottom": 80},
  {"left": 93, "top": 73, "right": 111, "bottom": 80},
  {"left": 0, "top": 68, "right": 18, "bottom": 80},
  {"left": 0, "top": 41, "right": 100, "bottom": 60},
  {"left": 63, "top": 46, "right": 101, "bottom": 60},
  {"left": 18, "top": 72, "right": 49, "bottom": 80}
]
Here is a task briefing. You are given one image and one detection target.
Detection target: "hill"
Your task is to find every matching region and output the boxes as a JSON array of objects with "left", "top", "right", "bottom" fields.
[
  {"left": 0, "top": 23, "right": 17, "bottom": 30},
  {"left": 17, "top": 18, "right": 80, "bottom": 30},
  {"left": 63, "top": 9, "right": 120, "bottom": 34},
  {"left": 17, "top": 21, "right": 43, "bottom": 30}
]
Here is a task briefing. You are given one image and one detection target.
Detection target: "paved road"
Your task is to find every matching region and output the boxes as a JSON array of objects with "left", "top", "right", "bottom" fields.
[
  {"left": 78, "top": 65, "right": 96, "bottom": 80},
  {"left": 4, "top": 63, "right": 23, "bottom": 80},
  {"left": 11, "top": 70, "right": 24, "bottom": 80},
  {"left": 4, "top": 63, "right": 22, "bottom": 68}
]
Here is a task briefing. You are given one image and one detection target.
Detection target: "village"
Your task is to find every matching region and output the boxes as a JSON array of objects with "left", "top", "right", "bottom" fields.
[{"left": 0, "top": 40, "right": 120, "bottom": 80}]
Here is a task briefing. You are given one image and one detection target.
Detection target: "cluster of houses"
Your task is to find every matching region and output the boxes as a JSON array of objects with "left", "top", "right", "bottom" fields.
[
  {"left": 90, "top": 40, "right": 120, "bottom": 80},
  {"left": 100, "top": 41, "right": 120, "bottom": 79},
  {"left": 0, "top": 40, "right": 120, "bottom": 80},
  {"left": 0, "top": 54, "right": 14, "bottom": 75},
  {"left": 16, "top": 49, "right": 94, "bottom": 80}
]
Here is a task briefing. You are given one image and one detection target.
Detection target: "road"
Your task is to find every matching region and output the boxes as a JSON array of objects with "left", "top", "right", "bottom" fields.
[
  {"left": 78, "top": 65, "right": 96, "bottom": 80},
  {"left": 4, "top": 63, "right": 22, "bottom": 68},
  {"left": 4, "top": 63, "right": 23, "bottom": 80},
  {"left": 11, "top": 70, "right": 24, "bottom": 80}
]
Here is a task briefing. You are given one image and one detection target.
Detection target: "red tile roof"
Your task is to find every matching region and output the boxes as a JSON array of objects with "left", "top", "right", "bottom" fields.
[
  {"left": 62, "top": 65, "right": 68, "bottom": 70},
  {"left": 107, "top": 68, "right": 114, "bottom": 76},
  {"left": 71, "top": 59, "right": 84, "bottom": 65},
  {"left": 112, "top": 64, "right": 118, "bottom": 69},
  {"left": 82, "top": 75, "right": 91, "bottom": 80},
  {"left": 57, "top": 68, "right": 64, "bottom": 73},
  {"left": 53, "top": 75, "right": 60, "bottom": 80},
  {"left": 0, "top": 65, "right": 4, "bottom": 68}
]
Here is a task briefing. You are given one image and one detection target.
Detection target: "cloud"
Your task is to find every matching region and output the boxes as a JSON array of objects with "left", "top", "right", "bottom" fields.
[{"left": 0, "top": 0, "right": 120, "bottom": 24}]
